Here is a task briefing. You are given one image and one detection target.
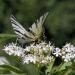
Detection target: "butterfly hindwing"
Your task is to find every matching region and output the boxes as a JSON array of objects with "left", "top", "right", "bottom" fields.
[{"left": 29, "top": 12, "right": 48, "bottom": 37}]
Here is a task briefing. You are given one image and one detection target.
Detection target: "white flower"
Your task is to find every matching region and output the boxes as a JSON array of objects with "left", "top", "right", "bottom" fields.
[
  {"left": 41, "top": 59, "right": 47, "bottom": 64},
  {"left": 62, "top": 43, "right": 75, "bottom": 53},
  {"left": 24, "top": 46, "right": 31, "bottom": 52},
  {"left": 63, "top": 54, "right": 71, "bottom": 62},
  {"left": 52, "top": 47, "right": 61, "bottom": 57},
  {"left": 23, "top": 55, "right": 37, "bottom": 64},
  {"left": 41, "top": 56, "right": 53, "bottom": 64}
]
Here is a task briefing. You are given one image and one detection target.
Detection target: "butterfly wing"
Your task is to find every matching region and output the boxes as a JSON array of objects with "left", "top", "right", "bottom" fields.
[
  {"left": 10, "top": 12, "right": 48, "bottom": 43},
  {"left": 29, "top": 12, "right": 49, "bottom": 39},
  {"left": 10, "top": 16, "right": 35, "bottom": 43}
]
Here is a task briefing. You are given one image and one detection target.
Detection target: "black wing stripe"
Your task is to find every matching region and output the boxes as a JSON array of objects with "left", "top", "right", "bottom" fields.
[
  {"left": 11, "top": 16, "right": 35, "bottom": 38},
  {"left": 10, "top": 16, "right": 26, "bottom": 31},
  {"left": 11, "top": 18, "right": 35, "bottom": 39},
  {"left": 10, "top": 18, "right": 23, "bottom": 30},
  {"left": 13, "top": 28, "right": 34, "bottom": 39}
]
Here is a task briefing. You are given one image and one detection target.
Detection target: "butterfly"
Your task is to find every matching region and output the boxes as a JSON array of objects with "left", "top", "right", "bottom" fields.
[{"left": 10, "top": 12, "right": 48, "bottom": 44}]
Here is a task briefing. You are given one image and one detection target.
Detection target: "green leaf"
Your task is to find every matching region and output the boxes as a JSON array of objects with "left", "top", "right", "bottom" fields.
[
  {"left": 0, "top": 34, "right": 16, "bottom": 38},
  {"left": 0, "top": 67, "right": 10, "bottom": 74},
  {"left": 20, "top": 63, "right": 40, "bottom": 75},
  {"left": 0, "top": 64, "right": 25, "bottom": 74},
  {"left": 64, "top": 69, "right": 72, "bottom": 75},
  {"left": 58, "top": 62, "right": 72, "bottom": 72},
  {"left": 45, "top": 59, "right": 55, "bottom": 75}
]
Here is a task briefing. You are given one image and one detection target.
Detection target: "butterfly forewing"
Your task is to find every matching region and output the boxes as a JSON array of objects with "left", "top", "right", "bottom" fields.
[{"left": 10, "top": 16, "right": 36, "bottom": 43}]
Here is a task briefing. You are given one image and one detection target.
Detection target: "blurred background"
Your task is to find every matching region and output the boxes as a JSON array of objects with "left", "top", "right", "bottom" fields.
[
  {"left": 0, "top": 0, "right": 75, "bottom": 48},
  {"left": 0, "top": 0, "right": 75, "bottom": 47}
]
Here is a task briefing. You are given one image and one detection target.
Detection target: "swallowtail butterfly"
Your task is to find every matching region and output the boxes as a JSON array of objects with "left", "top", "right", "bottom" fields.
[{"left": 10, "top": 12, "right": 48, "bottom": 44}]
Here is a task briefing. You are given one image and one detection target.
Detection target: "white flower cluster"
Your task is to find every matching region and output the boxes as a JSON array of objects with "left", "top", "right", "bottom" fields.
[
  {"left": 61, "top": 43, "right": 75, "bottom": 62},
  {"left": 3, "top": 42, "right": 54, "bottom": 64},
  {"left": 3, "top": 42, "right": 75, "bottom": 64},
  {"left": 3, "top": 43, "right": 24, "bottom": 57},
  {"left": 52, "top": 43, "right": 75, "bottom": 62},
  {"left": 23, "top": 42, "right": 54, "bottom": 64}
]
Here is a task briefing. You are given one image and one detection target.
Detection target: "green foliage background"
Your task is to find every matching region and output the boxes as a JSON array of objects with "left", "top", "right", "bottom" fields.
[{"left": 0, "top": 0, "right": 75, "bottom": 47}]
